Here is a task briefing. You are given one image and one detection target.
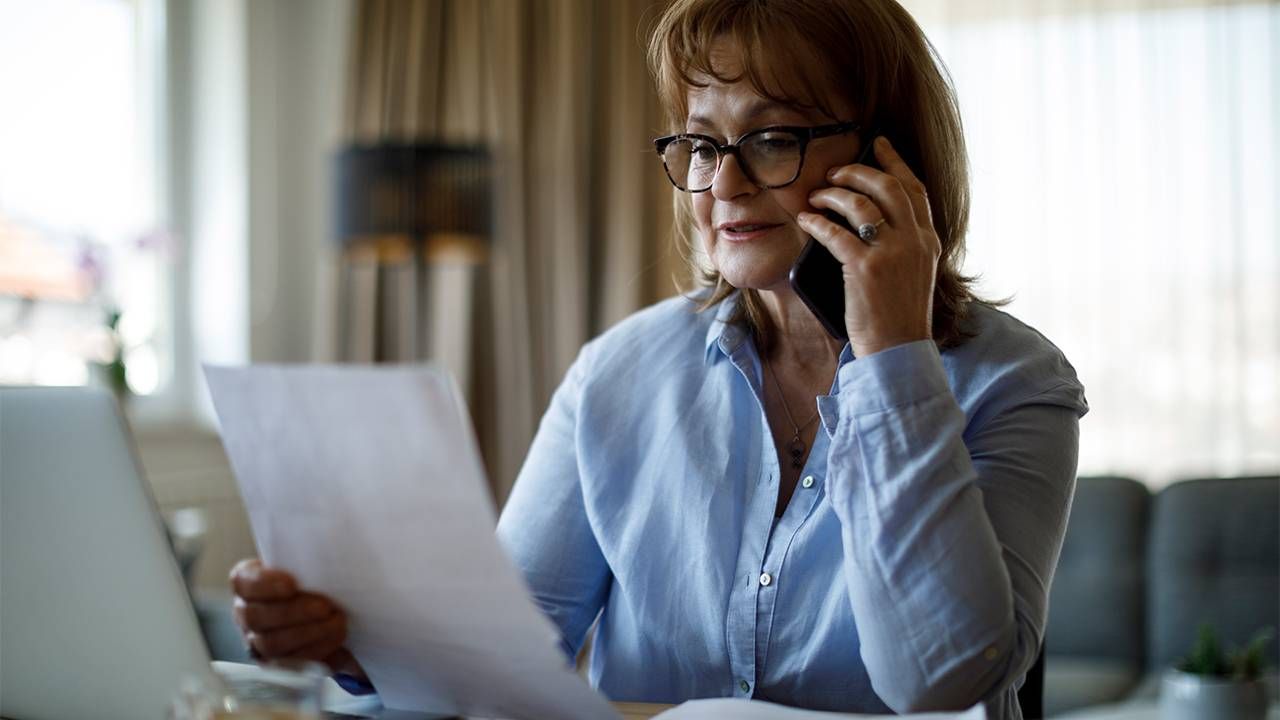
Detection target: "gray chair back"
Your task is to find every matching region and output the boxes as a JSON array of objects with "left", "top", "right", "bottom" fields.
[
  {"left": 1146, "top": 475, "right": 1280, "bottom": 671},
  {"left": 1047, "top": 475, "right": 1151, "bottom": 665}
]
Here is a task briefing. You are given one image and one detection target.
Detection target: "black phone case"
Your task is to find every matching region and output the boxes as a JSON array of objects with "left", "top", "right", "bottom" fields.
[{"left": 788, "top": 133, "right": 881, "bottom": 342}]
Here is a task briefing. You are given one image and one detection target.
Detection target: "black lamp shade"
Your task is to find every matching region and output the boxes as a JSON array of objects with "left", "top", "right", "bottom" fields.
[{"left": 334, "top": 143, "right": 492, "bottom": 243}]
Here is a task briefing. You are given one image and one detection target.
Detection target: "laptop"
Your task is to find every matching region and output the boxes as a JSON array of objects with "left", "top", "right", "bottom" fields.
[
  {"left": 0, "top": 386, "right": 213, "bottom": 720},
  {"left": 0, "top": 386, "right": 438, "bottom": 720}
]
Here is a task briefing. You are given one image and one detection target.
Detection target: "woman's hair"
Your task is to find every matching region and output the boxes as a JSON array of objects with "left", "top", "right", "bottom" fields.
[{"left": 647, "top": 0, "right": 984, "bottom": 351}]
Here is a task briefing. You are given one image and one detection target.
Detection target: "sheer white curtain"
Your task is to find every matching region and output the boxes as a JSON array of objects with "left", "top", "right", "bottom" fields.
[{"left": 901, "top": 0, "right": 1279, "bottom": 486}]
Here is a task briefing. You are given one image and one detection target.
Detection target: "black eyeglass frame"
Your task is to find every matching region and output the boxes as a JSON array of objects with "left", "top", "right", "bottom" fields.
[{"left": 653, "top": 121, "right": 860, "bottom": 193}]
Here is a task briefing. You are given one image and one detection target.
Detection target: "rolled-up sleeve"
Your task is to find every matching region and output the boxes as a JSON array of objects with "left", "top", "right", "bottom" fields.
[
  {"left": 818, "top": 340, "right": 1083, "bottom": 713},
  {"left": 496, "top": 345, "right": 612, "bottom": 661}
]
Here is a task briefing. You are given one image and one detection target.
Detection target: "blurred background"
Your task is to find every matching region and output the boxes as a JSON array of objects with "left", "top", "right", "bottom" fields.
[{"left": 0, "top": 0, "right": 1276, "bottom": 715}]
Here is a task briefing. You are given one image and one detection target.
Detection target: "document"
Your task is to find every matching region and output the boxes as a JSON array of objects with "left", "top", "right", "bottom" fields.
[
  {"left": 652, "top": 699, "right": 987, "bottom": 719},
  {"left": 204, "top": 364, "right": 619, "bottom": 720}
]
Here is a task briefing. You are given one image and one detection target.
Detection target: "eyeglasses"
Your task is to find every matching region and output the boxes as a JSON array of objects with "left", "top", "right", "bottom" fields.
[{"left": 653, "top": 121, "right": 859, "bottom": 193}]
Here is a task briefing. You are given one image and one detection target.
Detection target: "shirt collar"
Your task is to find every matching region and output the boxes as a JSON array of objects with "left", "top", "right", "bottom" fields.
[
  {"left": 701, "top": 290, "right": 857, "bottom": 367},
  {"left": 703, "top": 291, "right": 747, "bottom": 364}
]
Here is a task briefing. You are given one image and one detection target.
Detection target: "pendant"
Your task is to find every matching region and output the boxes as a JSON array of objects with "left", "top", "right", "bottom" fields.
[{"left": 788, "top": 435, "right": 806, "bottom": 469}]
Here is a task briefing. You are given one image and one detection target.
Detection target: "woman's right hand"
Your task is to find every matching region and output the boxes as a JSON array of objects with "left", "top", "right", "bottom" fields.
[{"left": 228, "top": 558, "right": 366, "bottom": 681}]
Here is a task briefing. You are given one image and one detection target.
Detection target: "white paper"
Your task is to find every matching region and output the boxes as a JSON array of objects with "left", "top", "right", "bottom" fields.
[
  {"left": 204, "top": 364, "right": 619, "bottom": 720},
  {"left": 652, "top": 698, "right": 987, "bottom": 720}
]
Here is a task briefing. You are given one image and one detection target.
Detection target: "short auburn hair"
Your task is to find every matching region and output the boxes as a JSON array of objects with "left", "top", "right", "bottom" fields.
[{"left": 647, "top": 0, "right": 984, "bottom": 351}]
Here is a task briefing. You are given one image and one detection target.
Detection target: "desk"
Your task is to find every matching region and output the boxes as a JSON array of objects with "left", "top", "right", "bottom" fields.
[
  {"left": 325, "top": 693, "right": 670, "bottom": 719},
  {"left": 252, "top": 659, "right": 675, "bottom": 720},
  {"left": 610, "top": 702, "right": 675, "bottom": 719},
  {"left": 2, "top": 702, "right": 671, "bottom": 720},
  {"left": 1055, "top": 700, "right": 1280, "bottom": 720},
  {"left": 326, "top": 695, "right": 668, "bottom": 719}
]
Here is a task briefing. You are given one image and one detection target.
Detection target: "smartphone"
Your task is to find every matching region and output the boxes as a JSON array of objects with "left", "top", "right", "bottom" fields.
[{"left": 788, "top": 132, "right": 882, "bottom": 342}]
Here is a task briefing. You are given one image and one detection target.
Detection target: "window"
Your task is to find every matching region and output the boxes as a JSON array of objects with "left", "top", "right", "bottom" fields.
[
  {"left": 0, "top": 0, "right": 167, "bottom": 395},
  {"left": 907, "top": 2, "right": 1278, "bottom": 484}
]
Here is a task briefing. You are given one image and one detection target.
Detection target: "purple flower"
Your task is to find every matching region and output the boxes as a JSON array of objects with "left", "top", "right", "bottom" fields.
[
  {"left": 76, "top": 241, "right": 106, "bottom": 294},
  {"left": 135, "top": 227, "right": 178, "bottom": 261}
]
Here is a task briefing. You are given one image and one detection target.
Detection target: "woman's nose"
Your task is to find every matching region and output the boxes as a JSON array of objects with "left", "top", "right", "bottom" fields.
[{"left": 710, "top": 152, "right": 757, "bottom": 201}]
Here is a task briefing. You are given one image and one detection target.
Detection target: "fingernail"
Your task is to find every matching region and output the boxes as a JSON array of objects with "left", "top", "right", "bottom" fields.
[
  {"left": 826, "top": 167, "right": 839, "bottom": 181},
  {"left": 797, "top": 211, "right": 814, "bottom": 224}
]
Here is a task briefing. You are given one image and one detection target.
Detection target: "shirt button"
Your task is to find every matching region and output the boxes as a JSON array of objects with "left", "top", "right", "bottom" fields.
[
  {"left": 759, "top": 572, "right": 772, "bottom": 587},
  {"left": 801, "top": 475, "right": 815, "bottom": 488},
  {"left": 983, "top": 645, "right": 1000, "bottom": 661},
  {"left": 739, "top": 679, "right": 751, "bottom": 693}
]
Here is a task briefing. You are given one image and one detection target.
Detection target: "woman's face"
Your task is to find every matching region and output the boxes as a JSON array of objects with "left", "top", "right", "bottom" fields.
[{"left": 687, "top": 54, "right": 862, "bottom": 292}]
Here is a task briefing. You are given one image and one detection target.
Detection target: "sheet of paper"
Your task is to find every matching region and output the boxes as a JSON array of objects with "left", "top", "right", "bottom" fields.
[
  {"left": 653, "top": 698, "right": 987, "bottom": 720},
  {"left": 204, "top": 364, "right": 619, "bottom": 720}
]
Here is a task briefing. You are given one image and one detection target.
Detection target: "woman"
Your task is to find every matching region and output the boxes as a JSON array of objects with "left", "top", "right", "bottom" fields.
[{"left": 230, "top": 1, "right": 1087, "bottom": 717}]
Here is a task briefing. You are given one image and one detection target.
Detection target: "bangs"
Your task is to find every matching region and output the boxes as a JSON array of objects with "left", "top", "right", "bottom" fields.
[{"left": 649, "top": 0, "right": 853, "bottom": 129}]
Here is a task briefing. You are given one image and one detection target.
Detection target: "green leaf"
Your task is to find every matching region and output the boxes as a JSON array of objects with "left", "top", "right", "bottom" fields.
[
  {"left": 1178, "top": 624, "right": 1227, "bottom": 677},
  {"left": 1229, "top": 628, "right": 1273, "bottom": 682}
]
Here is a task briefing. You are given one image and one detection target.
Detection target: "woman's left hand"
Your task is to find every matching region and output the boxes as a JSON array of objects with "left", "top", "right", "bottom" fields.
[{"left": 797, "top": 136, "right": 940, "bottom": 359}]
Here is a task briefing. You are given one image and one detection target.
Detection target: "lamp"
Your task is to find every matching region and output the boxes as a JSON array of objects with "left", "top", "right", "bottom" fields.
[{"left": 333, "top": 143, "right": 492, "bottom": 365}]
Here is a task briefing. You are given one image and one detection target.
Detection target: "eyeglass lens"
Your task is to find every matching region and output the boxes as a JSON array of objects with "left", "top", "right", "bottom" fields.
[{"left": 663, "top": 130, "right": 803, "bottom": 192}]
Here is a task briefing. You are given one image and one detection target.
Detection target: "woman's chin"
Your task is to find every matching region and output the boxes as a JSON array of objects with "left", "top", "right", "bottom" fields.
[
  {"left": 709, "top": 235, "right": 805, "bottom": 292},
  {"left": 714, "top": 258, "right": 794, "bottom": 292}
]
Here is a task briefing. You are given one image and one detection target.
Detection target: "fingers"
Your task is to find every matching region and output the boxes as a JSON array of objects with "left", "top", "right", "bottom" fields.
[
  {"left": 246, "top": 611, "right": 347, "bottom": 661},
  {"left": 234, "top": 592, "right": 336, "bottom": 633},
  {"left": 873, "top": 136, "right": 933, "bottom": 231},
  {"left": 795, "top": 211, "right": 867, "bottom": 265},
  {"left": 806, "top": 188, "right": 885, "bottom": 244},
  {"left": 281, "top": 630, "right": 348, "bottom": 667},
  {"left": 825, "top": 136, "right": 929, "bottom": 232},
  {"left": 229, "top": 558, "right": 299, "bottom": 601},
  {"left": 228, "top": 558, "right": 349, "bottom": 665}
]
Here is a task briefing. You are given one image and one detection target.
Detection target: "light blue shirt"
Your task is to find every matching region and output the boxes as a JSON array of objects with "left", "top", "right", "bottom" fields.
[{"left": 496, "top": 293, "right": 1088, "bottom": 719}]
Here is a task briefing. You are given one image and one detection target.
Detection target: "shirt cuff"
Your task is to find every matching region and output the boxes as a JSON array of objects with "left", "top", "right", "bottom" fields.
[
  {"left": 818, "top": 340, "right": 950, "bottom": 434},
  {"left": 333, "top": 672, "right": 377, "bottom": 696}
]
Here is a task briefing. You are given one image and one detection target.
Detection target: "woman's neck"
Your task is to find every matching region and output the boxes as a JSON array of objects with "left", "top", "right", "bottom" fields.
[{"left": 756, "top": 286, "right": 843, "bottom": 371}]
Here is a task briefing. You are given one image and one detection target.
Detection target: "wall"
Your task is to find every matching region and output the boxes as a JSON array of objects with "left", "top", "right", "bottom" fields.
[
  {"left": 139, "top": 0, "right": 352, "bottom": 592},
  {"left": 246, "top": 0, "right": 350, "bottom": 366}
]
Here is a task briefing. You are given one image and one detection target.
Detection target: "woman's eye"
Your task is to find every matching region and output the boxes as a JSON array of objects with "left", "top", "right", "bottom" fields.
[
  {"left": 753, "top": 135, "right": 799, "bottom": 154},
  {"left": 691, "top": 144, "right": 718, "bottom": 162}
]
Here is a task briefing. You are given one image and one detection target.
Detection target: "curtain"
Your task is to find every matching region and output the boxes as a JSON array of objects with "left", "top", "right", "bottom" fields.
[
  {"left": 900, "top": 0, "right": 1279, "bottom": 485},
  {"left": 341, "top": 0, "right": 680, "bottom": 503}
]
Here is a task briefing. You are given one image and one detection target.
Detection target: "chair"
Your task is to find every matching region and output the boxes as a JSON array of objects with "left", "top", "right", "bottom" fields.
[
  {"left": 1146, "top": 475, "right": 1280, "bottom": 672},
  {"left": 1044, "top": 476, "right": 1151, "bottom": 715}
]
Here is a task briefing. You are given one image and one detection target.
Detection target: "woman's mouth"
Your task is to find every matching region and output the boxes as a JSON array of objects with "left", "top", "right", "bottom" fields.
[{"left": 718, "top": 222, "right": 784, "bottom": 242}]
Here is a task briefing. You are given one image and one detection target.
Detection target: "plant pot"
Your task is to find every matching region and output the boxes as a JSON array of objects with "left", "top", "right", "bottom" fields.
[{"left": 1161, "top": 669, "right": 1268, "bottom": 720}]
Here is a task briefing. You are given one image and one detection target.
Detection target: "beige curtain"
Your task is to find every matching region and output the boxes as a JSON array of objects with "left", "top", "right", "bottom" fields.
[{"left": 342, "top": 0, "right": 681, "bottom": 503}]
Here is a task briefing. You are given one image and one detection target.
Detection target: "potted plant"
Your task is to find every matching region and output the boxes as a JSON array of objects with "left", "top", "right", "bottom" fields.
[{"left": 1161, "top": 625, "right": 1272, "bottom": 720}]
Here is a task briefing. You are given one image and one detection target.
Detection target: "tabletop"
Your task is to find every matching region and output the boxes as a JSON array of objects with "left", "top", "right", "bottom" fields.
[
  {"left": 613, "top": 702, "right": 676, "bottom": 719},
  {"left": 1056, "top": 700, "right": 1280, "bottom": 720}
]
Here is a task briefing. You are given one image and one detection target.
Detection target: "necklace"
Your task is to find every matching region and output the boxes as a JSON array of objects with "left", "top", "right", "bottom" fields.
[{"left": 764, "top": 357, "right": 821, "bottom": 469}]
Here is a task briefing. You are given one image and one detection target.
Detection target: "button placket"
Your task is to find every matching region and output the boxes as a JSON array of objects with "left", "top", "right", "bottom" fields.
[
  {"left": 754, "top": 436, "right": 830, "bottom": 684},
  {"left": 723, "top": 339, "right": 776, "bottom": 708}
]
